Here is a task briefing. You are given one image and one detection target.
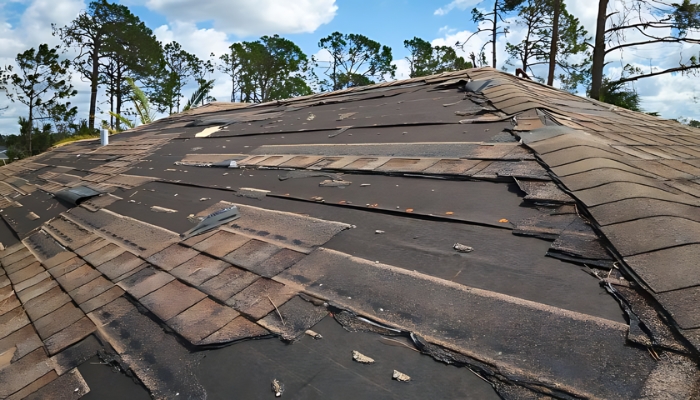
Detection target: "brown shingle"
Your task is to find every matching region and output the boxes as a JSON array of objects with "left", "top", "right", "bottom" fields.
[
  {"left": 140, "top": 280, "right": 207, "bottom": 321},
  {"left": 223, "top": 240, "right": 283, "bottom": 271},
  {"left": 82, "top": 243, "right": 126, "bottom": 267},
  {"left": 24, "top": 286, "right": 71, "bottom": 321},
  {"left": 199, "top": 316, "right": 268, "bottom": 345},
  {"left": 46, "top": 257, "right": 84, "bottom": 279},
  {"left": 95, "top": 251, "right": 144, "bottom": 280},
  {"left": 166, "top": 298, "right": 239, "bottom": 344},
  {"left": 145, "top": 244, "right": 198, "bottom": 271},
  {"left": 69, "top": 275, "right": 113, "bottom": 304},
  {"left": 116, "top": 266, "right": 174, "bottom": 299},
  {"left": 4, "top": 254, "right": 37, "bottom": 274},
  {"left": 55, "top": 264, "right": 101, "bottom": 292},
  {"left": 171, "top": 254, "right": 230, "bottom": 286},
  {"left": 74, "top": 238, "right": 108, "bottom": 257},
  {"left": 33, "top": 302, "right": 85, "bottom": 340},
  {"left": 43, "top": 316, "right": 96, "bottom": 355},
  {"left": 79, "top": 286, "right": 124, "bottom": 313},
  {"left": 192, "top": 230, "right": 250, "bottom": 258},
  {"left": 0, "top": 306, "right": 30, "bottom": 341},
  {"left": 227, "top": 278, "right": 296, "bottom": 320},
  {"left": 199, "top": 266, "right": 259, "bottom": 302},
  {"left": 0, "top": 324, "right": 42, "bottom": 362},
  {"left": 0, "top": 348, "right": 54, "bottom": 398},
  {"left": 16, "top": 277, "right": 58, "bottom": 303}
]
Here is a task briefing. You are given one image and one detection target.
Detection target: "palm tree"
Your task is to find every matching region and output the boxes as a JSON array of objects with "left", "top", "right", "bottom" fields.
[
  {"left": 183, "top": 79, "right": 215, "bottom": 111},
  {"left": 107, "top": 77, "right": 156, "bottom": 132}
]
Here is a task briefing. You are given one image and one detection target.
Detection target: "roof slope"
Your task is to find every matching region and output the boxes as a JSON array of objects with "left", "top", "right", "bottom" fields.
[{"left": 0, "top": 67, "right": 699, "bottom": 399}]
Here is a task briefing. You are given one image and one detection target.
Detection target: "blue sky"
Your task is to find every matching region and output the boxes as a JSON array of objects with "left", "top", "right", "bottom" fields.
[
  {"left": 128, "top": 0, "right": 475, "bottom": 65},
  {"left": 0, "top": 0, "right": 699, "bottom": 134}
]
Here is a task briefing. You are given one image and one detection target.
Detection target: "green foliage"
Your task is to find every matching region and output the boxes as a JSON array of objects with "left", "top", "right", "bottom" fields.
[
  {"left": 404, "top": 37, "right": 472, "bottom": 77},
  {"left": 318, "top": 32, "right": 396, "bottom": 90},
  {"left": 672, "top": 0, "right": 700, "bottom": 35},
  {"left": 460, "top": 0, "right": 524, "bottom": 68},
  {"left": 99, "top": 3, "right": 161, "bottom": 131},
  {"left": 106, "top": 112, "right": 134, "bottom": 132},
  {"left": 184, "top": 79, "right": 216, "bottom": 111},
  {"left": 105, "top": 77, "right": 156, "bottom": 132},
  {"left": 596, "top": 78, "right": 641, "bottom": 111},
  {"left": 3, "top": 44, "right": 77, "bottom": 155},
  {"left": 216, "top": 35, "right": 312, "bottom": 103},
  {"left": 125, "top": 77, "right": 155, "bottom": 124},
  {"left": 55, "top": 0, "right": 160, "bottom": 130},
  {"left": 147, "top": 41, "right": 202, "bottom": 114},
  {"left": 217, "top": 44, "right": 243, "bottom": 102},
  {"left": 677, "top": 117, "right": 700, "bottom": 127},
  {"left": 505, "top": 0, "right": 590, "bottom": 90}
]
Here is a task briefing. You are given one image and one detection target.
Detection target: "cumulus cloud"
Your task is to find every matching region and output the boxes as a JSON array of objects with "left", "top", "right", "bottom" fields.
[
  {"left": 153, "top": 21, "right": 230, "bottom": 59},
  {"left": 429, "top": 0, "right": 700, "bottom": 120},
  {"left": 434, "top": 0, "right": 481, "bottom": 16},
  {"left": 392, "top": 58, "right": 411, "bottom": 80},
  {"left": 0, "top": 0, "right": 87, "bottom": 134},
  {"left": 136, "top": 0, "right": 337, "bottom": 37}
]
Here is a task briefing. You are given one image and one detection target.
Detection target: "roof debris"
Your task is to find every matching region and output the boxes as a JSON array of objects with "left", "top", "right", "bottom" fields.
[
  {"left": 271, "top": 379, "right": 283, "bottom": 397},
  {"left": 392, "top": 370, "right": 411, "bottom": 382},
  {"left": 352, "top": 350, "right": 375, "bottom": 364},
  {"left": 453, "top": 243, "right": 474, "bottom": 253}
]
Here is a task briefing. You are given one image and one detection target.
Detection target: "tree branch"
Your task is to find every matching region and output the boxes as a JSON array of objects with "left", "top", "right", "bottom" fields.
[
  {"left": 605, "top": 20, "right": 673, "bottom": 34},
  {"left": 612, "top": 64, "right": 700, "bottom": 85},
  {"left": 605, "top": 37, "right": 700, "bottom": 54}
]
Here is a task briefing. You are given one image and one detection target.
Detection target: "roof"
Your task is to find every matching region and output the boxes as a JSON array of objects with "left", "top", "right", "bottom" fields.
[{"left": 0, "top": 67, "right": 699, "bottom": 399}]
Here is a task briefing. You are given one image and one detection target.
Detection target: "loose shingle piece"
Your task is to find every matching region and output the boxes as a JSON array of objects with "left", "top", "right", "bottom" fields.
[{"left": 0, "top": 67, "right": 699, "bottom": 399}]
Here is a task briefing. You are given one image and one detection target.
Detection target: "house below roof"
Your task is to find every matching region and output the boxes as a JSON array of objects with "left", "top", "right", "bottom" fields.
[{"left": 0, "top": 68, "right": 699, "bottom": 399}]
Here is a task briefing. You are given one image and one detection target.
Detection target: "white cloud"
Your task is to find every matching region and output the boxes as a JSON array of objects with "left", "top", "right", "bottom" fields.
[
  {"left": 153, "top": 21, "right": 230, "bottom": 60},
  {"left": 0, "top": 0, "right": 87, "bottom": 134},
  {"left": 429, "top": 0, "right": 700, "bottom": 121},
  {"left": 392, "top": 58, "right": 411, "bottom": 80},
  {"left": 137, "top": 0, "right": 337, "bottom": 37},
  {"left": 438, "top": 25, "right": 457, "bottom": 35},
  {"left": 434, "top": 0, "right": 481, "bottom": 16},
  {"left": 313, "top": 48, "right": 333, "bottom": 63}
]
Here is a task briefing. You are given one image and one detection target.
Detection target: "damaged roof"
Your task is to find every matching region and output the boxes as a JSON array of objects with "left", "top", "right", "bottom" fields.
[{"left": 1, "top": 67, "right": 700, "bottom": 399}]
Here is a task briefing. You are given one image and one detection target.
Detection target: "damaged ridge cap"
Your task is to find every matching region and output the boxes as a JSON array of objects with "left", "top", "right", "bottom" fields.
[
  {"left": 591, "top": 233, "right": 700, "bottom": 356},
  {"left": 517, "top": 129, "right": 700, "bottom": 356}
]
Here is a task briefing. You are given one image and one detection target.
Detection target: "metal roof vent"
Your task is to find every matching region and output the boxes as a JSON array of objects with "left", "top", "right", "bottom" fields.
[
  {"left": 54, "top": 186, "right": 101, "bottom": 206},
  {"left": 180, "top": 205, "right": 240, "bottom": 240}
]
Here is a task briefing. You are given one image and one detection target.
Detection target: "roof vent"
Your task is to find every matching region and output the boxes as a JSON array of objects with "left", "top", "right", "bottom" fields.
[
  {"left": 54, "top": 186, "right": 101, "bottom": 206},
  {"left": 180, "top": 205, "right": 240, "bottom": 240}
]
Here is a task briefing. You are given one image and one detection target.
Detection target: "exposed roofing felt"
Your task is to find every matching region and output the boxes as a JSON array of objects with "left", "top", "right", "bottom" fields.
[{"left": 0, "top": 67, "right": 699, "bottom": 399}]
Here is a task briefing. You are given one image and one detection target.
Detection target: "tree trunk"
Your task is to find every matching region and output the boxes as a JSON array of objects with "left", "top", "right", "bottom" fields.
[
  {"left": 109, "top": 66, "right": 114, "bottom": 130},
  {"left": 333, "top": 58, "right": 338, "bottom": 91},
  {"left": 492, "top": 0, "right": 499, "bottom": 68},
  {"left": 88, "top": 43, "right": 100, "bottom": 131},
  {"left": 231, "top": 75, "right": 235, "bottom": 102},
  {"left": 590, "top": 0, "right": 609, "bottom": 99},
  {"left": 547, "top": 0, "right": 561, "bottom": 86},
  {"left": 28, "top": 103, "right": 33, "bottom": 156},
  {"left": 115, "top": 62, "right": 122, "bottom": 131}
]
